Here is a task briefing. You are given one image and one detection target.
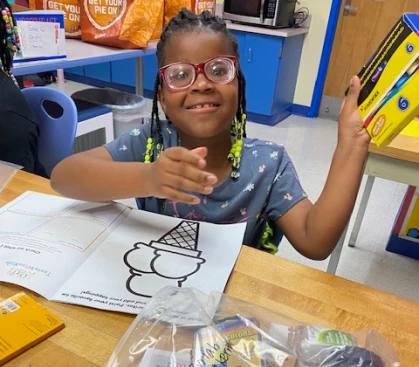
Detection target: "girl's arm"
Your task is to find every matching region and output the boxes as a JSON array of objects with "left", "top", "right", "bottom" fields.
[
  {"left": 51, "top": 146, "right": 216, "bottom": 203},
  {"left": 276, "top": 76, "right": 370, "bottom": 260},
  {"left": 50, "top": 147, "right": 154, "bottom": 202}
]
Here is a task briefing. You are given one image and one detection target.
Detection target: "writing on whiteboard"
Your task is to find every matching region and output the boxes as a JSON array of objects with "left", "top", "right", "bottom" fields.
[{"left": 16, "top": 20, "right": 60, "bottom": 57}]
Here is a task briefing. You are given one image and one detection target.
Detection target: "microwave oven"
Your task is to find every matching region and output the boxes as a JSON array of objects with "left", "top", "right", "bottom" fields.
[{"left": 223, "top": 0, "right": 297, "bottom": 28}]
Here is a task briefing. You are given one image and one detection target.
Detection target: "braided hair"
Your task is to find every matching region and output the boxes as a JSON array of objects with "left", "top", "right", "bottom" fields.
[
  {"left": 147, "top": 8, "right": 247, "bottom": 178},
  {"left": 0, "top": 0, "right": 20, "bottom": 87}
]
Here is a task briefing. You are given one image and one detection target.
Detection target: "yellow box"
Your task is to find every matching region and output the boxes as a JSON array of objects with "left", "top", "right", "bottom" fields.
[
  {"left": 0, "top": 292, "right": 65, "bottom": 365},
  {"left": 354, "top": 13, "right": 419, "bottom": 146}
]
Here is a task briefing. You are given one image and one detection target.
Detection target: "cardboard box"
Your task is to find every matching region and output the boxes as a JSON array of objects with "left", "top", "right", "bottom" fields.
[
  {"left": 387, "top": 186, "right": 419, "bottom": 259},
  {"left": 13, "top": 10, "right": 67, "bottom": 64},
  {"left": 355, "top": 13, "right": 419, "bottom": 146}
]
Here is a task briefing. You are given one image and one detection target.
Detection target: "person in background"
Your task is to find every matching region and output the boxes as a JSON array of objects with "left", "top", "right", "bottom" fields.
[
  {"left": 0, "top": 0, "right": 46, "bottom": 176},
  {"left": 51, "top": 9, "right": 370, "bottom": 259}
]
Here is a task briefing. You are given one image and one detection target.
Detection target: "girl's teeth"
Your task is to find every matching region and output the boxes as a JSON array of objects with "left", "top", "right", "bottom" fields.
[{"left": 192, "top": 104, "right": 216, "bottom": 109}]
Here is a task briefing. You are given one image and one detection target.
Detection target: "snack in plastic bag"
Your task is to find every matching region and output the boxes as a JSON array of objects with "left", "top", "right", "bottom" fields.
[
  {"left": 164, "top": 0, "right": 192, "bottom": 28},
  {"left": 191, "top": 0, "right": 215, "bottom": 15},
  {"left": 30, "top": 0, "right": 81, "bottom": 38},
  {"left": 106, "top": 287, "right": 400, "bottom": 367},
  {"left": 81, "top": 0, "right": 163, "bottom": 48},
  {"left": 81, "top": 0, "right": 192, "bottom": 48}
]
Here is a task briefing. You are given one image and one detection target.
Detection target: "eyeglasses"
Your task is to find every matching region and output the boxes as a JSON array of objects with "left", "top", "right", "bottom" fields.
[{"left": 159, "top": 56, "right": 238, "bottom": 91}]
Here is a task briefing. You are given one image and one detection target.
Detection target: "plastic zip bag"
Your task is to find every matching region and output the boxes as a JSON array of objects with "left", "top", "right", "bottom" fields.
[{"left": 107, "top": 287, "right": 400, "bottom": 367}]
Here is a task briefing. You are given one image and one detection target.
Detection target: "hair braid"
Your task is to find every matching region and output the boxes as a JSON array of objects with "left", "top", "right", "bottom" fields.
[{"left": 0, "top": 0, "right": 20, "bottom": 87}]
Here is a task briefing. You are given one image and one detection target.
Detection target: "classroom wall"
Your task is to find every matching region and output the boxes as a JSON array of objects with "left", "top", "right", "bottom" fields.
[
  {"left": 293, "top": 0, "right": 332, "bottom": 107},
  {"left": 216, "top": 0, "right": 333, "bottom": 108}
]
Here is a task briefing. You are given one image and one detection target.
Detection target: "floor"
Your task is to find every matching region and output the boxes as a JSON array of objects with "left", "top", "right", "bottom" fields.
[{"left": 246, "top": 115, "right": 419, "bottom": 303}]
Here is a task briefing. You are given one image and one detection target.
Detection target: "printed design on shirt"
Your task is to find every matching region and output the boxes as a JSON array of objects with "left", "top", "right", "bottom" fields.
[
  {"left": 130, "top": 129, "right": 141, "bottom": 136},
  {"left": 284, "top": 193, "right": 293, "bottom": 201},
  {"left": 165, "top": 200, "right": 207, "bottom": 221},
  {"left": 167, "top": 200, "right": 180, "bottom": 217},
  {"left": 183, "top": 211, "right": 206, "bottom": 221},
  {"left": 252, "top": 150, "right": 258, "bottom": 157},
  {"left": 123, "top": 221, "right": 206, "bottom": 298},
  {"left": 240, "top": 208, "right": 247, "bottom": 215},
  {"left": 244, "top": 184, "right": 255, "bottom": 192},
  {"left": 119, "top": 145, "right": 128, "bottom": 151},
  {"left": 220, "top": 214, "right": 250, "bottom": 224},
  {"left": 259, "top": 165, "right": 266, "bottom": 173},
  {"left": 244, "top": 143, "right": 255, "bottom": 148},
  {"left": 265, "top": 141, "right": 274, "bottom": 145},
  {"left": 221, "top": 201, "right": 229, "bottom": 208},
  {"left": 202, "top": 197, "right": 208, "bottom": 205},
  {"left": 292, "top": 167, "right": 300, "bottom": 181},
  {"left": 270, "top": 151, "right": 279, "bottom": 160}
]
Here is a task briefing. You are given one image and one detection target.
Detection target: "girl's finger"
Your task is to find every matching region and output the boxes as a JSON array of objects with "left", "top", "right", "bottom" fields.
[
  {"left": 165, "top": 161, "right": 217, "bottom": 186},
  {"left": 162, "top": 186, "right": 201, "bottom": 205},
  {"left": 165, "top": 172, "right": 214, "bottom": 195},
  {"left": 165, "top": 147, "right": 206, "bottom": 169}
]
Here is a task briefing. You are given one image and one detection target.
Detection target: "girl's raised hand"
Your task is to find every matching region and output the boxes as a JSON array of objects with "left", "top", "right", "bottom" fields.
[
  {"left": 338, "top": 76, "right": 371, "bottom": 149},
  {"left": 147, "top": 146, "right": 218, "bottom": 204}
]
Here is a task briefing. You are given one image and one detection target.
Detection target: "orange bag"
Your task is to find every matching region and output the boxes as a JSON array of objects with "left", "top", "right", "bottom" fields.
[
  {"left": 164, "top": 0, "right": 191, "bottom": 28},
  {"left": 81, "top": 0, "right": 191, "bottom": 49},
  {"left": 191, "top": 0, "right": 215, "bottom": 15},
  {"left": 29, "top": 0, "right": 81, "bottom": 38}
]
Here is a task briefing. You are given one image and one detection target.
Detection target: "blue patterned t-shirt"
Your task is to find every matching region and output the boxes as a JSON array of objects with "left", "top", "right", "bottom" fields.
[{"left": 104, "top": 121, "right": 307, "bottom": 246}]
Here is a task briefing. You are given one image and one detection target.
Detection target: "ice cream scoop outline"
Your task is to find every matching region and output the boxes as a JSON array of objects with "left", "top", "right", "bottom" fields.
[{"left": 124, "top": 221, "right": 206, "bottom": 297}]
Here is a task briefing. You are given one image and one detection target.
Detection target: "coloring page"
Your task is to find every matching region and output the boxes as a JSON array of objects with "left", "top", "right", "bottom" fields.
[{"left": 54, "top": 209, "right": 246, "bottom": 314}]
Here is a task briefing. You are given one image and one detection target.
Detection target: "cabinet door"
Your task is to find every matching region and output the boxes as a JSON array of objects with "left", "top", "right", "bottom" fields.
[
  {"left": 143, "top": 54, "right": 158, "bottom": 91},
  {"left": 230, "top": 30, "right": 246, "bottom": 68},
  {"left": 242, "top": 34, "right": 282, "bottom": 116},
  {"left": 84, "top": 62, "right": 112, "bottom": 82},
  {"left": 111, "top": 59, "right": 136, "bottom": 87},
  {"left": 65, "top": 66, "right": 84, "bottom": 76}
]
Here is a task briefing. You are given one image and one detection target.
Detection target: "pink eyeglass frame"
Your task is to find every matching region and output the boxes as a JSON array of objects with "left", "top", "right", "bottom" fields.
[{"left": 159, "top": 55, "right": 238, "bottom": 91}]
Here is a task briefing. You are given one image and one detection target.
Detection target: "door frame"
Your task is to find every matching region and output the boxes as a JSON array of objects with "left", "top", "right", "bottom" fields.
[{"left": 309, "top": 0, "right": 343, "bottom": 117}]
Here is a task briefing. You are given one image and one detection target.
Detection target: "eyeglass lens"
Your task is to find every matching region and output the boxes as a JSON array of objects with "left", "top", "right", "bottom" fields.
[{"left": 165, "top": 58, "right": 235, "bottom": 89}]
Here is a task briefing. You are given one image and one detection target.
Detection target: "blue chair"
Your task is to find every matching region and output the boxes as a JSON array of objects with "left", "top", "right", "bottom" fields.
[{"left": 22, "top": 87, "right": 78, "bottom": 177}]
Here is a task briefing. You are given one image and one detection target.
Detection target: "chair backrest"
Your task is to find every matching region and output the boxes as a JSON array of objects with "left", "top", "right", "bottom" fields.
[{"left": 22, "top": 87, "right": 77, "bottom": 177}]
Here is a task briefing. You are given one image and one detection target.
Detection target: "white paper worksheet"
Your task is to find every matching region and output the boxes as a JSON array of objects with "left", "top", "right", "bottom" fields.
[{"left": 0, "top": 192, "right": 246, "bottom": 314}]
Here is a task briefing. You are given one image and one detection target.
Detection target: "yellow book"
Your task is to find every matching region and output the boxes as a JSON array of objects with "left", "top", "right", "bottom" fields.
[{"left": 0, "top": 292, "right": 65, "bottom": 366}]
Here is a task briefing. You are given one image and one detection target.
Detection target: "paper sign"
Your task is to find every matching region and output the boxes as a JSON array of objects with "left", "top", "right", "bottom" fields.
[{"left": 17, "top": 20, "right": 60, "bottom": 57}]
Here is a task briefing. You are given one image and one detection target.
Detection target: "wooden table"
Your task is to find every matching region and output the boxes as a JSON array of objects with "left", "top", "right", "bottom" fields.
[
  {"left": 327, "top": 132, "right": 419, "bottom": 274},
  {"left": 1, "top": 171, "right": 419, "bottom": 366}
]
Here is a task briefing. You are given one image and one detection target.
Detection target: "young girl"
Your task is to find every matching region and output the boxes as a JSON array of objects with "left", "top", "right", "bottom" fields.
[{"left": 51, "top": 9, "right": 370, "bottom": 260}]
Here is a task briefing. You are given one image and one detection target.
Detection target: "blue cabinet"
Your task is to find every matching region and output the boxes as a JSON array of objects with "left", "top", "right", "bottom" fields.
[
  {"left": 65, "top": 66, "right": 85, "bottom": 76},
  {"left": 84, "top": 62, "right": 112, "bottom": 82},
  {"left": 230, "top": 30, "right": 304, "bottom": 125},
  {"left": 143, "top": 54, "right": 158, "bottom": 92},
  {"left": 111, "top": 59, "right": 136, "bottom": 87},
  {"left": 235, "top": 32, "right": 283, "bottom": 116}
]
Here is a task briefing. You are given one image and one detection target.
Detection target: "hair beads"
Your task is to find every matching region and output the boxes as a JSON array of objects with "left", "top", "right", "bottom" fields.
[{"left": 0, "top": 2, "right": 21, "bottom": 87}]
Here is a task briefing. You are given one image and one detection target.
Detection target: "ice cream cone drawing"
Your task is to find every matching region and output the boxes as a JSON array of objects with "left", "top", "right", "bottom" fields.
[{"left": 124, "top": 221, "right": 206, "bottom": 297}]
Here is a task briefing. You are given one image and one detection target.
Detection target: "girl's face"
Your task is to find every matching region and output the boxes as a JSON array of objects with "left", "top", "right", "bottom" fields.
[{"left": 158, "top": 31, "right": 239, "bottom": 141}]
